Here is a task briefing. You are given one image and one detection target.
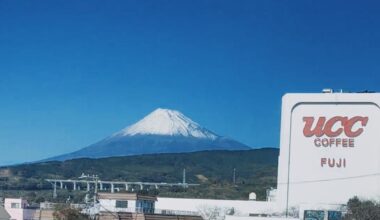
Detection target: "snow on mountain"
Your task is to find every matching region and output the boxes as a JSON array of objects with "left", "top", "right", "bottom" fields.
[
  {"left": 44, "top": 108, "right": 251, "bottom": 161},
  {"left": 114, "top": 108, "right": 218, "bottom": 139}
]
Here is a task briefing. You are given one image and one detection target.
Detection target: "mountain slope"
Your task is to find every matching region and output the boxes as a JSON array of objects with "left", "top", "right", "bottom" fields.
[
  {"left": 0, "top": 149, "right": 279, "bottom": 201},
  {"left": 47, "top": 108, "right": 251, "bottom": 161}
]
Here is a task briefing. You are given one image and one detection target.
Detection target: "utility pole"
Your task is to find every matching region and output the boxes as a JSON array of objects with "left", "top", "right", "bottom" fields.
[
  {"left": 94, "top": 175, "right": 98, "bottom": 207},
  {"left": 183, "top": 169, "right": 186, "bottom": 184},
  {"left": 233, "top": 168, "right": 236, "bottom": 185},
  {"left": 182, "top": 168, "right": 187, "bottom": 188},
  {"left": 79, "top": 173, "right": 99, "bottom": 207},
  {"left": 53, "top": 182, "right": 57, "bottom": 199}
]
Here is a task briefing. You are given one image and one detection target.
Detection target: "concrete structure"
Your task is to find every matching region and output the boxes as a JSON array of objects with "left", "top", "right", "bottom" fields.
[
  {"left": 276, "top": 92, "right": 380, "bottom": 215},
  {"left": 45, "top": 178, "right": 199, "bottom": 195},
  {"left": 4, "top": 198, "right": 37, "bottom": 220}
]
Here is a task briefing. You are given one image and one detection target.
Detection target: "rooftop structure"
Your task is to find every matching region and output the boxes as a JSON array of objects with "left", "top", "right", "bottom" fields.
[{"left": 98, "top": 192, "right": 156, "bottom": 214}]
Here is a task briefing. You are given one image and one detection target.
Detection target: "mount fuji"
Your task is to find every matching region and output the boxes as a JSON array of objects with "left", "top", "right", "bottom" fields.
[{"left": 46, "top": 108, "right": 251, "bottom": 161}]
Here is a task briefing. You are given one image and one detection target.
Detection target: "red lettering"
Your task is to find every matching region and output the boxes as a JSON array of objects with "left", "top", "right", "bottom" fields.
[
  {"left": 303, "top": 117, "right": 325, "bottom": 137},
  {"left": 344, "top": 116, "right": 368, "bottom": 137},
  {"left": 328, "top": 158, "right": 335, "bottom": 167},
  {"left": 336, "top": 159, "right": 342, "bottom": 168},
  {"left": 303, "top": 116, "right": 368, "bottom": 137},
  {"left": 323, "top": 116, "right": 346, "bottom": 137},
  {"left": 321, "top": 158, "right": 327, "bottom": 167},
  {"left": 320, "top": 158, "right": 347, "bottom": 168}
]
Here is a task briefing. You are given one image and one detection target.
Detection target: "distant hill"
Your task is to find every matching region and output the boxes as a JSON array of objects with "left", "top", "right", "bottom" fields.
[
  {"left": 0, "top": 149, "right": 278, "bottom": 201},
  {"left": 46, "top": 108, "right": 251, "bottom": 161}
]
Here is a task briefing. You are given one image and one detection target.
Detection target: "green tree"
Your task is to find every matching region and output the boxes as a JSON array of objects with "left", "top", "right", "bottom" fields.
[
  {"left": 344, "top": 197, "right": 380, "bottom": 220},
  {"left": 53, "top": 204, "right": 88, "bottom": 220}
]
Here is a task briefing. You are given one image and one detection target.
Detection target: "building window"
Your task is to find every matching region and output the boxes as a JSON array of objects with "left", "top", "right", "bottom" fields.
[
  {"left": 136, "top": 200, "right": 154, "bottom": 213},
  {"left": 115, "top": 200, "right": 128, "bottom": 208},
  {"left": 304, "top": 210, "right": 325, "bottom": 220},
  {"left": 11, "top": 203, "right": 20, "bottom": 208},
  {"left": 328, "top": 211, "right": 342, "bottom": 220}
]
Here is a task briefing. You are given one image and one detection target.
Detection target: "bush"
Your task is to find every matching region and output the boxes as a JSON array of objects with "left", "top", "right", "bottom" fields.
[{"left": 344, "top": 197, "right": 380, "bottom": 220}]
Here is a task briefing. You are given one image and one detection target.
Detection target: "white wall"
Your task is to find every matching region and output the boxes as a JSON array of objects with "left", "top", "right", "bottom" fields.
[
  {"left": 99, "top": 199, "right": 136, "bottom": 213},
  {"left": 156, "top": 197, "right": 277, "bottom": 216},
  {"left": 226, "top": 216, "right": 297, "bottom": 220}
]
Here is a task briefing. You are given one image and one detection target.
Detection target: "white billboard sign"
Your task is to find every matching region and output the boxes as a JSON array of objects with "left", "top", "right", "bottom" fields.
[{"left": 276, "top": 93, "right": 380, "bottom": 212}]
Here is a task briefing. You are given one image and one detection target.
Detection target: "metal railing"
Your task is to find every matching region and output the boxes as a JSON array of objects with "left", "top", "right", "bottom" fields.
[
  {"left": 98, "top": 206, "right": 199, "bottom": 216},
  {"left": 155, "top": 208, "right": 200, "bottom": 216}
]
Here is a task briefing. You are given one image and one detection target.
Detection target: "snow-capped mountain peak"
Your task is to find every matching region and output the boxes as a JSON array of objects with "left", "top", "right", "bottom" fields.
[
  {"left": 44, "top": 108, "right": 251, "bottom": 161},
  {"left": 115, "top": 108, "right": 218, "bottom": 139}
]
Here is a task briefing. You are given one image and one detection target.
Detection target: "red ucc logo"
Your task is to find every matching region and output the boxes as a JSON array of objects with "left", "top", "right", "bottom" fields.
[
  {"left": 303, "top": 116, "right": 369, "bottom": 168},
  {"left": 303, "top": 116, "right": 368, "bottom": 138}
]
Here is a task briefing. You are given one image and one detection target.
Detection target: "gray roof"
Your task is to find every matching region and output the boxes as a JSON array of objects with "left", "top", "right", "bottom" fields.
[{"left": 0, "top": 206, "right": 10, "bottom": 220}]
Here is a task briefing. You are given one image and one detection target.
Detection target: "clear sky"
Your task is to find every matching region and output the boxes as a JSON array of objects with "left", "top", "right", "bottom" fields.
[{"left": 0, "top": 1, "right": 379, "bottom": 165}]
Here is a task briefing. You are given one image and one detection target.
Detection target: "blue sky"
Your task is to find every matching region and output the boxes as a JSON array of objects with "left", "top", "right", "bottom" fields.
[{"left": 0, "top": 1, "right": 379, "bottom": 165}]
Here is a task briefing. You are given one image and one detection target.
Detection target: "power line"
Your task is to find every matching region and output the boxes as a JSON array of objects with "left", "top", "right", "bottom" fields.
[{"left": 277, "top": 172, "right": 380, "bottom": 185}]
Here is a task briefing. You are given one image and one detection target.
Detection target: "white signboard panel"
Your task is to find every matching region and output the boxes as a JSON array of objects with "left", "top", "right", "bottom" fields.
[{"left": 276, "top": 93, "right": 380, "bottom": 212}]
